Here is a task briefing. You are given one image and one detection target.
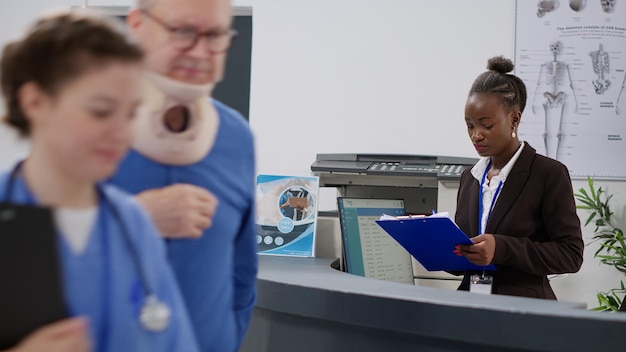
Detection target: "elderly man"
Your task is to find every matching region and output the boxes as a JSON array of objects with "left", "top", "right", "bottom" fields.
[{"left": 109, "top": 0, "right": 257, "bottom": 351}]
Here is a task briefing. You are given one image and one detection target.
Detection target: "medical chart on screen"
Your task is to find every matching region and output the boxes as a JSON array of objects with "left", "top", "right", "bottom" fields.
[{"left": 355, "top": 213, "right": 414, "bottom": 282}]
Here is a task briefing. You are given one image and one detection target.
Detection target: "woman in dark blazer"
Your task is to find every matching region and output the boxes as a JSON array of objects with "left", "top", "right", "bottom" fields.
[{"left": 455, "top": 56, "right": 584, "bottom": 300}]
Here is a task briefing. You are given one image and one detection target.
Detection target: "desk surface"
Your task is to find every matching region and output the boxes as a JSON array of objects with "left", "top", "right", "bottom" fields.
[{"left": 243, "top": 255, "right": 626, "bottom": 352}]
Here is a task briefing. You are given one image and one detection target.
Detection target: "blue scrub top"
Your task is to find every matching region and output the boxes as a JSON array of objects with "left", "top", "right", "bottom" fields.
[{"left": 0, "top": 172, "right": 200, "bottom": 352}]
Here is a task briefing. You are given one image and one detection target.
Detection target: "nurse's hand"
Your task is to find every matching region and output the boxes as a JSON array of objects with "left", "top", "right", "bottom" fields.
[
  {"left": 136, "top": 184, "right": 218, "bottom": 239},
  {"left": 9, "top": 317, "right": 91, "bottom": 352},
  {"left": 454, "top": 234, "right": 496, "bottom": 266}
]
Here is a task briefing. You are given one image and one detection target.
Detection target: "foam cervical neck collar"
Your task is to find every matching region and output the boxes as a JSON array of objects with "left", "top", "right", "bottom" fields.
[{"left": 131, "top": 71, "right": 219, "bottom": 165}]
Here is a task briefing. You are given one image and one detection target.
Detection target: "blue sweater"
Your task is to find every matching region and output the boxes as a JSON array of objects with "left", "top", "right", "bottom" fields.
[
  {"left": 110, "top": 99, "right": 258, "bottom": 352},
  {"left": 0, "top": 174, "right": 199, "bottom": 352}
]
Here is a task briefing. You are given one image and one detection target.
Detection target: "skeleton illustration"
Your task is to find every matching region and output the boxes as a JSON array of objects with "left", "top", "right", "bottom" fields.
[
  {"left": 616, "top": 72, "right": 626, "bottom": 114},
  {"left": 532, "top": 41, "right": 579, "bottom": 160},
  {"left": 590, "top": 43, "right": 610, "bottom": 94},
  {"left": 537, "top": 0, "right": 559, "bottom": 17},
  {"left": 569, "top": 0, "right": 586, "bottom": 11},
  {"left": 601, "top": 0, "right": 616, "bottom": 12}
]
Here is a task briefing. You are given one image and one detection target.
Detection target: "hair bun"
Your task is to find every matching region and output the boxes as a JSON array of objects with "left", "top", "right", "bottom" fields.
[{"left": 487, "top": 56, "right": 514, "bottom": 74}]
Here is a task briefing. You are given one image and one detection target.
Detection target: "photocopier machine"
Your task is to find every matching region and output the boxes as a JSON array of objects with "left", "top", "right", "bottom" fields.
[
  {"left": 310, "top": 153, "right": 477, "bottom": 288},
  {"left": 311, "top": 153, "right": 477, "bottom": 215}
]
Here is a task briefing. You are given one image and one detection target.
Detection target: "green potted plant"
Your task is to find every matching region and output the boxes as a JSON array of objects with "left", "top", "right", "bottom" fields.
[{"left": 574, "top": 177, "right": 626, "bottom": 311}]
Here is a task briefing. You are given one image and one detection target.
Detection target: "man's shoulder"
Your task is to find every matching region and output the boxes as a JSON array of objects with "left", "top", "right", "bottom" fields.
[
  {"left": 0, "top": 170, "right": 10, "bottom": 183},
  {"left": 212, "top": 99, "right": 250, "bottom": 128},
  {"left": 211, "top": 99, "right": 254, "bottom": 148}
]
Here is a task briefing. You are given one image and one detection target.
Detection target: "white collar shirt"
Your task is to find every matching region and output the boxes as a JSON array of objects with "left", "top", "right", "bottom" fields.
[{"left": 470, "top": 141, "right": 525, "bottom": 234}]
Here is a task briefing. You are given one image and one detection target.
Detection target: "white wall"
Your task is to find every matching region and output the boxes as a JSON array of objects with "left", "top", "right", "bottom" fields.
[
  {"left": 0, "top": 0, "right": 624, "bottom": 309},
  {"left": 249, "top": 0, "right": 515, "bottom": 176}
]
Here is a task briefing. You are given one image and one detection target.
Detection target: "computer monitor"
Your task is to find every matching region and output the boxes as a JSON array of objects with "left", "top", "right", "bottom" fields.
[{"left": 337, "top": 198, "right": 414, "bottom": 285}]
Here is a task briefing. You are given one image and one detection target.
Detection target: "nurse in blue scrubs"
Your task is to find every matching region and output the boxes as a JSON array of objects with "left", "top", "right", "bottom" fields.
[{"left": 0, "top": 13, "right": 198, "bottom": 352}]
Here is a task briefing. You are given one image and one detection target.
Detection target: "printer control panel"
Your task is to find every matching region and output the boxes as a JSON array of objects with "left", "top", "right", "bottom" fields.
[
  {"left": 366, "top": 162, "right": 469, "bottom": 178},
  {"left": 367, "top": 162, "right": 437, "bottom": 176},
  {"left": 435, "top": 164, "right": 468, "bottom": 178},
  {"left": 311, "top": 154, "right": 477, "bottom": 181}
]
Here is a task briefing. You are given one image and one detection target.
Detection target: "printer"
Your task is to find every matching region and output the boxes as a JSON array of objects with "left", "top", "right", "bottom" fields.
[
  {"left": 311, "top": 153, "right": 477, "bottom": 289},
  {"left": 311, "top": 153, "right": 476, "bottom": 214}
]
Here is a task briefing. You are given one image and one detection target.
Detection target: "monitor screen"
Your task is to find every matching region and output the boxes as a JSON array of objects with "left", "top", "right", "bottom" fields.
[{"left": 337, "top": 198, "right": 414, "bottom": 285}]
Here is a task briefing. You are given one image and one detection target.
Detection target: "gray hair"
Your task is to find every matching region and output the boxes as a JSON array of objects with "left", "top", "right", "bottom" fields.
[{"left": 137, "top": 0, "right": 155, "bottom": 9}]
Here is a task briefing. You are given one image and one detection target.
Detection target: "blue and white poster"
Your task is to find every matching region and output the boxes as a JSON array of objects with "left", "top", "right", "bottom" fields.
[{"left": 256, "top": 175, "right": 319, "bottom": 257}]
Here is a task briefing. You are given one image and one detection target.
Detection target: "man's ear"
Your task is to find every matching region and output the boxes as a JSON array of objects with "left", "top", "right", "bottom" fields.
[
  {"left": 126, "top": 9, "right": 143, "bottom": 36},
  {"left": 18, "top": 82, "right": 49, "bottom": 125}
]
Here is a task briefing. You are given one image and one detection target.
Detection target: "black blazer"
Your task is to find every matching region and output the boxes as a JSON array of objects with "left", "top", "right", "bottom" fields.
[{"left": 455, "top": 143, "right": 584, "bottom": 299}]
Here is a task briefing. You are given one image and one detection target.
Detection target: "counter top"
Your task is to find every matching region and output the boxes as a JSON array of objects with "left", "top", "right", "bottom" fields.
[{"left": 241, "top": 256, "right": 626, "bottom": 352}]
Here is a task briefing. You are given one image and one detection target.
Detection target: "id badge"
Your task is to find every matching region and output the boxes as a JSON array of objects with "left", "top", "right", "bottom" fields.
[{"left": 469, "top": 274, "right": 493, "bottom": 295}]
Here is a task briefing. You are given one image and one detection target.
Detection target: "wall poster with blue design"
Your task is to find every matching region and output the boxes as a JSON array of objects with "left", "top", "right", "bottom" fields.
[{"left": 256, "top": 174, "right": 319, "bottom": 257}]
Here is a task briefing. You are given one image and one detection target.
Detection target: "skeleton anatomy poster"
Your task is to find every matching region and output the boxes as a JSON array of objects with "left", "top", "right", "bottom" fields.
[{"left": 515, "top": 0, "right": 626, "bottom": 179}]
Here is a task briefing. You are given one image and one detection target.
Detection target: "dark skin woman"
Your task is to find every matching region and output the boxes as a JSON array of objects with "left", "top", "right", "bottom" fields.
[{"left": 453, "top": 56, "right": 583, "bottom": 299}]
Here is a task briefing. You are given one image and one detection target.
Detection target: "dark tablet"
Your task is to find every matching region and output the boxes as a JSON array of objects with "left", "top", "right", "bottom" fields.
[{"left": 0, "top": 203, "right": 68, "bottom": 349}]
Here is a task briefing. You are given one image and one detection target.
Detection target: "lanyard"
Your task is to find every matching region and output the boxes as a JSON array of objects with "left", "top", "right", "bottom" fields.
[{"left": 478, "top": 159, "right": 503, "bottom": 234}]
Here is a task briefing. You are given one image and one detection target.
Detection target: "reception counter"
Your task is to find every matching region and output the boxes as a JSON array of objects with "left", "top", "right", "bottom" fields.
[{"left": 240, "top": 256, "right": 626, "bottom": 352}]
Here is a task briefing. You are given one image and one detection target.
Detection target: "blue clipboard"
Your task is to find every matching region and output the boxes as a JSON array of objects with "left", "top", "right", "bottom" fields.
[{"left": 376, "top": 217, "right": 496, "bottom": 272}]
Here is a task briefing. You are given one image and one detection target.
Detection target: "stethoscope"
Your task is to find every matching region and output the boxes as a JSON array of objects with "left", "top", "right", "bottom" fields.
[{"left": 4, "top": 161, "right": 171, "bottom": 332}]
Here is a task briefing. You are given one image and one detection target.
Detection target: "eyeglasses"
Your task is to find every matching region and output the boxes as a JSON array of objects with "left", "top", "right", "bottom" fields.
[{"left": 141, "top": 10, "right": 238, "bottom": 53}]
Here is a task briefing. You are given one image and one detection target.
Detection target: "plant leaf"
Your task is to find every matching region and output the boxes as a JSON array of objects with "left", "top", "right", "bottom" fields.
[
  {"left": 587, "top": 176, "right": 594, "bottom": 195},
  {"left": 585, "top": 212, "right": 597, "bottom": 226}
]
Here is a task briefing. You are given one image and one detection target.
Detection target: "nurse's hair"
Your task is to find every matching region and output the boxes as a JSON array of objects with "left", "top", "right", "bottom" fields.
[
  {"left": 1, "top": 12, "right": 143, "bottom": 136},
  {"left": 468, "top": 56, "right": 527, "bottom": 114}
]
